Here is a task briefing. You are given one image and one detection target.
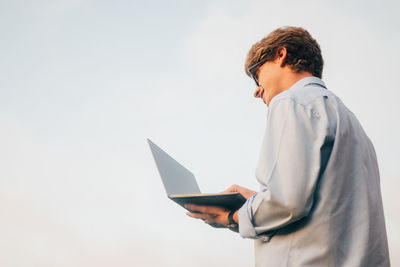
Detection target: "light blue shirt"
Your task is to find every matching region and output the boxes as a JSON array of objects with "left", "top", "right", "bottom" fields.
[{"left": 238, "top": 77, "right": 390, "bottom": 266}]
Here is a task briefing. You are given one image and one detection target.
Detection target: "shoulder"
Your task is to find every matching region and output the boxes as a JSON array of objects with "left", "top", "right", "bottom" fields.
[
  {"left": 273, "top": 77, "right": 332, "bottom": 106},
  {"left": 269, "top": 77, "right": 338, "bottom": 117},
  {"left": 267, "top": 79, "right": 340, "bottom": 139}
]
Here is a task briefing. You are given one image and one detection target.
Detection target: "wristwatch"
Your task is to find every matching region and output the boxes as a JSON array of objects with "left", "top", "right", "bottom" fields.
[{"left": 227, "top": 210, "right": 238, "bottom": 230}]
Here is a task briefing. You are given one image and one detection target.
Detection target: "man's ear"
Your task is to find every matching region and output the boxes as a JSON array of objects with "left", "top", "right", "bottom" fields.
[{"left": 277, "top": 47, "right": 287, "bottom": 67}]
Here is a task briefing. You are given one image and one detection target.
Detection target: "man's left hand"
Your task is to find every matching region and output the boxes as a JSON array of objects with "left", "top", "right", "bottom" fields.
[{"left": 185, "top": 204, "right": 230, "bottom": 226}]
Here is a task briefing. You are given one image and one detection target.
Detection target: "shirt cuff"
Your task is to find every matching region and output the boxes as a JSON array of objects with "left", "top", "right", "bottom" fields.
[
  {"left": 238, "top": 195, "right": 257, "bottom": 238},
  {"left": 238, "top": 194, "right": 275, "bottom": 242}
]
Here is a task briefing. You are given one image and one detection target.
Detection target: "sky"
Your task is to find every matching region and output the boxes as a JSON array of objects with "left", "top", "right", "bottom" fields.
[{"left": 1, "top": 0, "right": 399, "bottom": 266}]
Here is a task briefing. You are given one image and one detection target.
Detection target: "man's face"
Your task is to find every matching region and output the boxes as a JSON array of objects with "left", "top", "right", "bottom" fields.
[{"left": 253, "top": 59, "right": 281, "bottom": 105}]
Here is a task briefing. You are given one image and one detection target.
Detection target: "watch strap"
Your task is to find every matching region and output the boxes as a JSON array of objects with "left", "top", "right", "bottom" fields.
[{"left": 227, "top": 210, "right": 238, "bottom": 228}]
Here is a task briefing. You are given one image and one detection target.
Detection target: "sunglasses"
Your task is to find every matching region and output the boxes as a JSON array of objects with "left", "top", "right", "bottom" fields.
[{"left": 247, "top": 57, "right": 268, "bottom": 87}]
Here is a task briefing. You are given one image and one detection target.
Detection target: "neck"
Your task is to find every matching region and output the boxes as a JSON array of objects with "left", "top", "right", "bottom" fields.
[
  {"left": 266, "top": 71, "right": 313, "bottom": 106},
  {"left": 280, "top": 71, "right": 313, "bottom": 92}
]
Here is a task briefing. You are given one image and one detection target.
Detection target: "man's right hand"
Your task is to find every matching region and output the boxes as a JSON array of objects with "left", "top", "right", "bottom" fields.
[{"left": 222, "top": 184, "right": 257, "bottom": 199}]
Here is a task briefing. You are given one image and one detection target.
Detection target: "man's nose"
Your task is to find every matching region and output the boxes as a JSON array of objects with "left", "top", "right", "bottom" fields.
[{"left": 254, "top": 86, "right": 263, "bottom": 98}]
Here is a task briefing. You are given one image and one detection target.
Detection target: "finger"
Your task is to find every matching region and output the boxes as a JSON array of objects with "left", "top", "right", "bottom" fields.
[
  {"left": 186, "top": 211, "right": 208, "bottom": 220},
  {"left": 185, "top": 204, "right": 227, "bottom": 215},
  {"left": 186, "top": 212, "right": 217, "bottom": 224},
  {"left": 221, "top": 184, "right": 239, "bottom": 193}
]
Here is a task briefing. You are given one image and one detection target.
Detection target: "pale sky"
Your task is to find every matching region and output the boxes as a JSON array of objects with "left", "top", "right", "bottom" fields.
[{"left": 1, "top": 0, "right": 399, "bottom": 266}]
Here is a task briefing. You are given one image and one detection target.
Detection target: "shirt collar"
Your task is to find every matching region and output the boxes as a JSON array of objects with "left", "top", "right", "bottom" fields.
[
  {"left": 290, "top": 76, "right": 326, "bottom": 90},
  {"left": 269, "top": 76, "right": 326, "bottom": 106}
]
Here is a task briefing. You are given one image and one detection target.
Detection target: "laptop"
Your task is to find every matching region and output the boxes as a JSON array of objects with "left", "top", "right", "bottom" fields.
[{"left": 147, "top": 139, "right": 246, "bottom": 211}]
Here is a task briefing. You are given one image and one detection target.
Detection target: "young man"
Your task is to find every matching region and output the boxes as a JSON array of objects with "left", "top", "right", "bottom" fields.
[{"left": 186, "top": 26, "right": 390, "bottom": 266}]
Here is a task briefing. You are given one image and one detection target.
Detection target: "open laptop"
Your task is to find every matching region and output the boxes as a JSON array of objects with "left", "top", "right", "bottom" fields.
[{"left": 147, "top": 139, "right": 246, "bottom": 211}]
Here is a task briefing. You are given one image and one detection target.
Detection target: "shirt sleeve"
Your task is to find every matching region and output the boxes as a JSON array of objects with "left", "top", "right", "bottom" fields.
[{"left": 238, "top": 97, "right": 334, "bottom": 239}]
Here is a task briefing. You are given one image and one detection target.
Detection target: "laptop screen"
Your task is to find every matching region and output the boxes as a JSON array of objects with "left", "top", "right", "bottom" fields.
[{"left": 148, "top": 139, "right": 201, "bottom": 196}]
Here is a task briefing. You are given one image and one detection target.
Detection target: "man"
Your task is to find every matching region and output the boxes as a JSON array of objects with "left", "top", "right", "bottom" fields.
[{"left": 185, "top": 26, "right": 390, "bottom": 266}]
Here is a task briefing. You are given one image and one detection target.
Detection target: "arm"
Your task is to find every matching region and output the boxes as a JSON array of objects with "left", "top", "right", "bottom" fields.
[
  {"left": 238, "top": 98, "right": 333, "bottom": 239},
  {"left": 185, "top": 98, "right": 333, "bottom": 236}
]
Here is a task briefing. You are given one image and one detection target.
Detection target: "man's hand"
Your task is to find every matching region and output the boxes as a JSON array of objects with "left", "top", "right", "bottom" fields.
[
  {"left": 222, "top": 184, "right": 257, "bottom": 199},
  {"left": 185, "top": 184, "right": 257, "bottom": 227},
  {"left": 185, "top": 204, "right": 230, "bottom": 226}
]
